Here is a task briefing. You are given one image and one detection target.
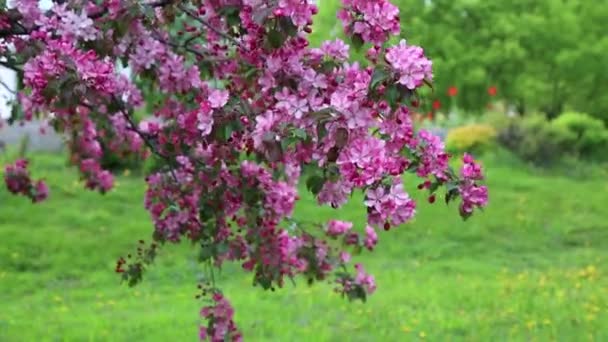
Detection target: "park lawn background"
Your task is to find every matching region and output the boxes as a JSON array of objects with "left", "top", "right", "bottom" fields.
[{"left": 1, "top": 153, "right": 608, "bottom": 341}]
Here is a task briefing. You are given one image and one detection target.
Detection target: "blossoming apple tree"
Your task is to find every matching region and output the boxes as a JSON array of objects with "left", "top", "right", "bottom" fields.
[{"left": 1, "top": 0, "right": 488, "bottom": 340}]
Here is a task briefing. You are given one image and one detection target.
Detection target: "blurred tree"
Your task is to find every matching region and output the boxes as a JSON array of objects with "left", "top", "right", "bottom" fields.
[{"left": 311, "top": 0, "right": 608, "bottom": 122}]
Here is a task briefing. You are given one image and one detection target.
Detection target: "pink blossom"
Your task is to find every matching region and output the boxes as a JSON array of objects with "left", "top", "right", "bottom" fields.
[
  {"left": 364, "top": 225, "right": 378, "bottom": 251},
  {"left": 4, "top": 159, "right": 48, "bottom": 203},
  {"left": 326, "top": 220, "right": 353, "bottom": 237},
  {"left": 385, "top": 40, "right": 433, "bottom": 90},
  {"left": 339, "top": 0, "right": 400, "bottom": 45},
  {"left": 209, "top": 89, "right": 230, "bottom": 109},
  {"left": 197, "top": 101, "right": 215, "bottom": 136},
  {"left": 320, "top": 39, "right": 350, "bottom": 61},
  {"left": 355, "top": 263, "right": 376, "bottom": 294}
]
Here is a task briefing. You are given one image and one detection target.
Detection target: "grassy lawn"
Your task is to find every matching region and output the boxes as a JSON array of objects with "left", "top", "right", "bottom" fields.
[{"left": 1, "top": 153, "right": 608, "bottom": 341}]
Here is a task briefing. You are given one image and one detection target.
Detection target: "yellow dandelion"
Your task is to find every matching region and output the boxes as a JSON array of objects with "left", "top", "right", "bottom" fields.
[
  {"left": 419, "top": 331, "right": 426, "bottom": 339},
  {"left": 526, "top": 320, "right": 536, "bottom": 330},
  {"left": 539, "top": 275, "right": 547, "bottom": 287}
]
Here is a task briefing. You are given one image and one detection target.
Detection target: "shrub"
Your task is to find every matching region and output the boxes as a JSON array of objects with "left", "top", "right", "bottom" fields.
[
  {"left": 551, "top": 112, "right": 608, "bottom": 160},
  {"left": 446, "top": 124, "right": 497, "bottom": 155},
  {"left": 481, "top": 111, "right": 514, "bottom": 130},
  {"left": 497, "top": 114, "right": 574, "bottom": 166}
]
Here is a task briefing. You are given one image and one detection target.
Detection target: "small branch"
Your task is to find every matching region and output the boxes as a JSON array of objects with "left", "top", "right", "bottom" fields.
[
  {"left": 151, "top": 30, "right": 229, "bottom": 63},
  {"left": 0, "top": 78, "right": 17, "bottom": 95},
  {"left": 109, "top": 98, "right": 181, "bottom": 183},
  {"left": 0, "top": 61, "right": 23, "bottom": 73},
  {"left": 176, "top": 4, "right": 245, "bottom": 50},
  {"left": 184, "top": 31, "right": 205, "bottom": 48}
]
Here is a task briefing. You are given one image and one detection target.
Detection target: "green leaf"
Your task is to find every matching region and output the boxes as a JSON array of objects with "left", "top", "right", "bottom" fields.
[
  {"left": 199, "top": 245, "right": 214, "bottom": 262},
  {"left": 316, "top": 122, "right": 328, "bottom": 141},
  {"left": 279, "top": 17, "right": 298, "bottom": 37},
  {"left": 292, "top": 128, "right": 308, "bottom": 139},
  {"left": 216, "top": 242, "right": 230, "bottom": 255},
  {"left": 351, "top": 34, "right": 364, "bottom": 51},
  {"left": 370, "top": 68, "right": 388, "bottom": 91},
  {"left": 267, "top": 29, "right": 286, "bottom": 49},
  {"left": 385, "top": 85, "right": 400, "bottom": 107},
  {"left": 306, "top": 175, "right": 325, "bottom": 195},
  {"left": 428, "top": 181, "right": 440, "bottom": 193}
]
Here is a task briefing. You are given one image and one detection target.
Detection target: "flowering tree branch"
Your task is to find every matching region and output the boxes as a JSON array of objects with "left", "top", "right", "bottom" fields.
[{"left": 1, "top": 0, "right": 488, "bottom": 340}]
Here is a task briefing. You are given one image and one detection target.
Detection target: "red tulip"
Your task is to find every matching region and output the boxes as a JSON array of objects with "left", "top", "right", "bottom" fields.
[
  {"left": 432, "top": 100, "right": 441, "bottom": 110},
  {"left": 447, "top": 86, "right": 458, "bottom": 97},
  {"left": 488, "top": 86, "right": 497, "bottom": 96}
]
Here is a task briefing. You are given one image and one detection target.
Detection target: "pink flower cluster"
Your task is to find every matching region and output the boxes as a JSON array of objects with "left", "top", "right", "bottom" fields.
[
  {"left": 199, "top": 293, "right": 242, "bottom": 342},
  {"left": 326, "top": 220, "right": 353, "bottom": 237},
  {"left": 415, "top": 129, "right": 450, "bottom": 180},
  {"left": 385, "top": 40, "right": 433, "bottom": 90},
  {"left": 365, "top": 179, "right": 416, "bottom": 229},
  {"left": 338, "top": 0, "right": 400, "bottom": 45},
  {"left": 2, "top": 0, "right": 490, "bottom": 339},
  {"left": 337, "top": 136, "right": 386, "bottom": 187},
  {"left": 458, "top": 154, "right": 489, "bottom": 218},
  {"left": 4, "top": 159, "right": 48, "bottom": 203},
  {"left": 335, "top": 263, "right": 377, "bottom": 299}
]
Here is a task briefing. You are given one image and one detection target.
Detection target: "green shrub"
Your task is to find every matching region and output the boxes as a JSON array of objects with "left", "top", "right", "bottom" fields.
[
  {"left": 446, "top": 124, "right": 497, "bottom": 155},
  {"left": 551, "top": 112, "right": 608, "bottom": 160},
  {"left": 497, "top": 114, "right": 574, "bottom": 166},
  {"left": 481, "top": 111, "right": 514, "bottom": 130}
]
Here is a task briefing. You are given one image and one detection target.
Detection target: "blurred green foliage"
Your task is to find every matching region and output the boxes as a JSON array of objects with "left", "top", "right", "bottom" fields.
[
  {"left": 493, "top": 112, "right": 608, "bottom": 166},
  {"left": 311, "top": 0, "right": 608, "bottom": 122},
  {"left": 552, "top": 112, "right": 608, "bottom": 160},
  {"left": 496, "top": 114, "right": 570, "bottom": 166}
]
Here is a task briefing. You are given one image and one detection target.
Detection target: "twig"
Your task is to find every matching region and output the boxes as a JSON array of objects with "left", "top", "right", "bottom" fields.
[
  {"left": 0, "top": 61, "right": 23, "bottom": 73},
  {"left": 0, "top": 78, "right": 17, "bottom": 95},
  {"left": 176, "top": 4, "right": 245, "bottom": 50}
]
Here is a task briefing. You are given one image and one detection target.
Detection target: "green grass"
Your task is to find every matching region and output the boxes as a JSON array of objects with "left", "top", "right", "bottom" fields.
[{"left": 1, "top": 153, "right": 608, "bottom": 341}]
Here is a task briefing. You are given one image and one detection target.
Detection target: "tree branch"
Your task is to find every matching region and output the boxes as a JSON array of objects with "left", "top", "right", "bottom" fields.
[
  {"left": 0, "top": 78, "right": 16, "bottom": 95},
  {"left": 176, "top": 4, "right": 245, "bottom": 50}
]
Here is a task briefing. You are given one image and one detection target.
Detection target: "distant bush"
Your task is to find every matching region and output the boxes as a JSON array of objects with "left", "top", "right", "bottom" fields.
[
  {"left": 446, "top": 124, "right": 497, "bottom": 155},
  {"left": 481, "top": 111, "right": 514, "bottom": 130},
  {"left": 551, "top": 112, "right": 608, "bottom": 160},
  {"left": 496, "top": 114, "right": 573, "bottom": 166}
]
